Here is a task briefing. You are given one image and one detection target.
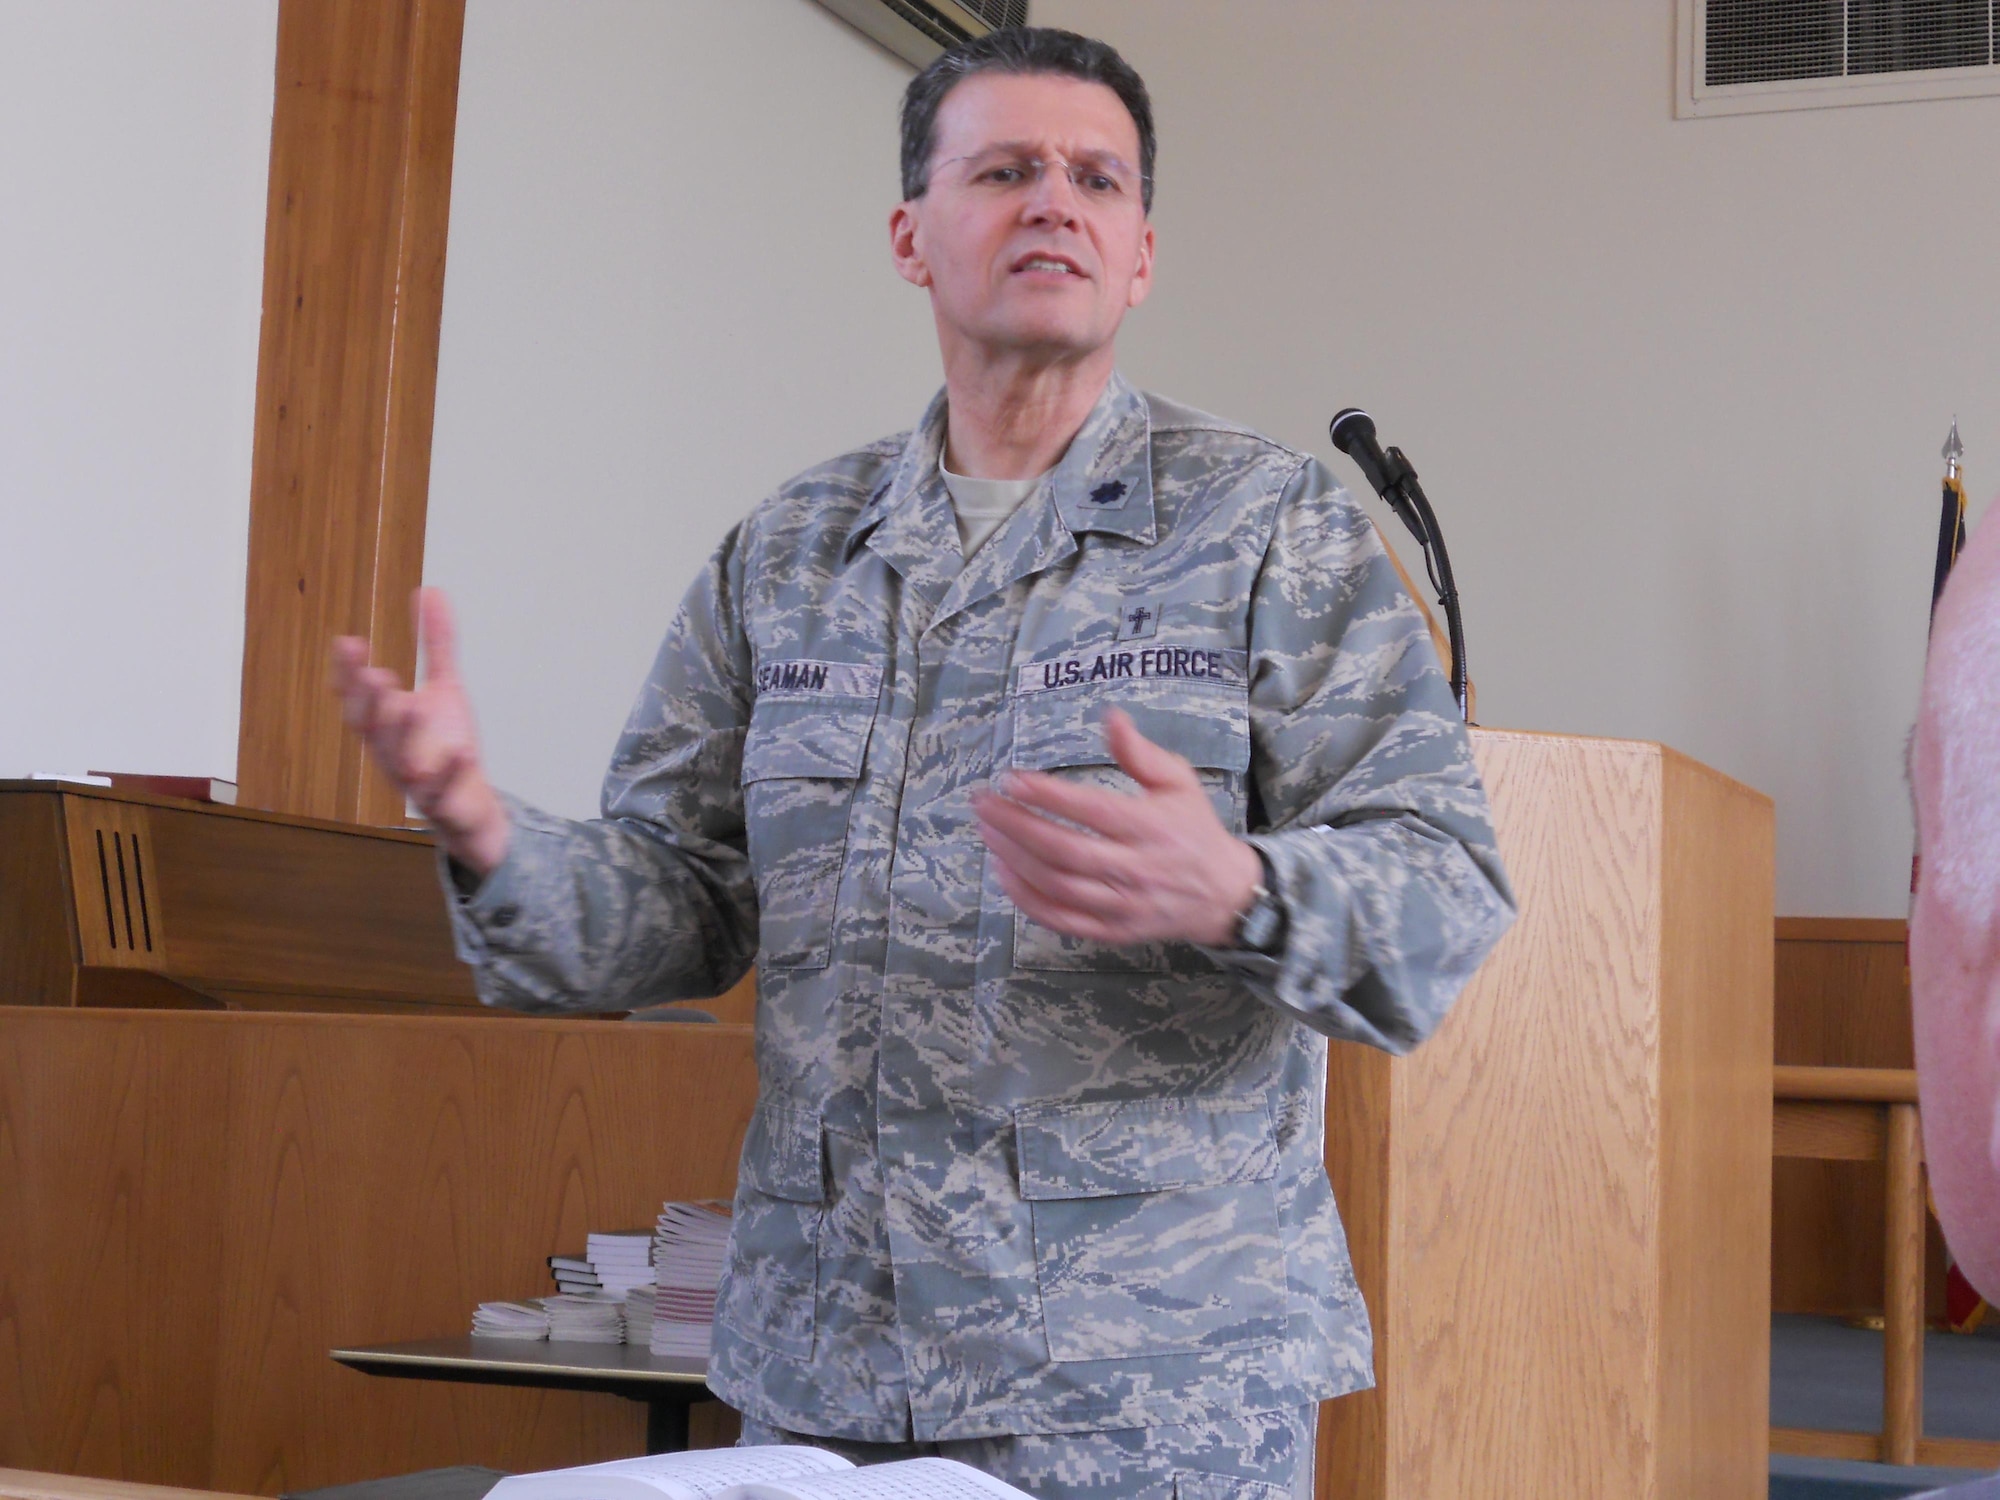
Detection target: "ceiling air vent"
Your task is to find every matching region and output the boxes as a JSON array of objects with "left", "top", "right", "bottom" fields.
[
  {"left": 1679, "top": 0, "right": 2000, "bottom": 115},
  {"left": 812, "top": 0, "right": 1029, "bottom": 70}
]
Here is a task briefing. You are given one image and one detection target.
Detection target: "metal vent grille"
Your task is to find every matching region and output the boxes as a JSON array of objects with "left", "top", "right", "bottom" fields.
[
  {"left": 1706, "top": 0, "right": 1998, "bottom": 86},
  {"left": 874, "top": 0, "right": 1029, "bottom": 47},
  {"left": 814, "top": 0, "right": 1027, "bottom": 69},
  {"left": 953, "top": 0, "right": 1030, "bottom": 27}
]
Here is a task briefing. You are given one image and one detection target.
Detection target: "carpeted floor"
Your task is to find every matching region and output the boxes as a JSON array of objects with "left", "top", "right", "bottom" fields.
[{"left": 1770, "top": 1315, "right": 2000, "bottom": 1497}]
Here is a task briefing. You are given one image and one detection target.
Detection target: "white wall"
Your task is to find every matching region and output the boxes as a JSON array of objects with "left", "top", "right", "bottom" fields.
[
  {"left": 432, "top": 0, "right": 2000, "bottom": 916},
  {"left": 1034, "top": 0, "right": 2000, "bottom": 916},
  {"left": 0, "top": 3, "right": 274, "bottom": 782},
  {"left": 425, "top": 0, "right": 938, "bottom": 818}
]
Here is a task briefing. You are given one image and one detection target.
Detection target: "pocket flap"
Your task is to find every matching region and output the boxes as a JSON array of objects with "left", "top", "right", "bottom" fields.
[
  {"left": 1012, "top": 690, "right": 1249, "bottom": 774},
  {"left": 1015, "top": 1096, "right": 1278, "bottom": 1201},
  {"left": 742, "top": 698, "right": 872, "bottom": 783},
  {"left": 740, "top": 1102, "right": 825, "bottom": 1203}
]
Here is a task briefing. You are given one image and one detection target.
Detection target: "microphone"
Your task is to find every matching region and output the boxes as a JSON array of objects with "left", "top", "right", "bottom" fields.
[
  {"left": 1329, "top": 408, "right": 1423, "bottom": 543},
  {"left": 1328, "top": 408, "right": 1394, "bottom": 502},
  {"left": 1328, "top": 405, "right": 1469, "bottom": 718}
]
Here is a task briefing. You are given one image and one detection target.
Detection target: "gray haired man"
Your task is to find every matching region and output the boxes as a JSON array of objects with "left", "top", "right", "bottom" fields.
[{"left": 335, "top": 27, "right": 1514, "bottom": 1500}]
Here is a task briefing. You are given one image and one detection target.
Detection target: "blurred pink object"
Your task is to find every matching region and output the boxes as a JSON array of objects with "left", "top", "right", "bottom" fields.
[{"left": 1910, "top": 492, "right": 2000, "bottom": 1303}]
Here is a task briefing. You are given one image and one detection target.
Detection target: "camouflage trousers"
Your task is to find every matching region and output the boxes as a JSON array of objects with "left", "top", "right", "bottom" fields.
[{"left": 736, "top": 1405, "right": 1317, "bottom": 1500}]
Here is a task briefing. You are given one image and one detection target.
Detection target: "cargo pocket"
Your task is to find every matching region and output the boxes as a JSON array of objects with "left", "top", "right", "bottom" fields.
[
  {"left": 1017, "top": 1095, "right": 1286, "bottom": 1362},
  {"left": 741, "top": 697, "right": 872, "bottom": 968},
  {"left": 1009, "top": 686, "right": 1250, "bottom": 973},
  {"left": 1173, "top": 1473, "right": 1291, "bottom": 1500},
  {"left": 718, "top": 1101, "right": 824, "bottom": 1360}
]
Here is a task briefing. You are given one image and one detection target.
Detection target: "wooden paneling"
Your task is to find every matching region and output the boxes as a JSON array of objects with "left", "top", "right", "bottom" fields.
[
  {"left": 0, "top": 1010, "right": 756, "bottom": 1490},
  {"left": 237, "top": 0, "right": 465, "bottom": 825},
  {"left": 1775, "top": 924, "right": 1910, "bottom": 1070},
  {"left": 1318, "top": 731, "right": 1773, "bottom": 1500},
  {"left": 0, "top": 798, "right": 76, "bottom": 1006}
]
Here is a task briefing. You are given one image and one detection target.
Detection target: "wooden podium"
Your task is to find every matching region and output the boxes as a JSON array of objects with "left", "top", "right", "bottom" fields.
[{"left": 1316, "top": 730, "right": 1775, "bottom": 1500}]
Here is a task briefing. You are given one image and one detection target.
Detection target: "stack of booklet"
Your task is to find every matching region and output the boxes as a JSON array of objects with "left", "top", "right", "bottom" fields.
[
  {"left": 544, "top": 1292, "right": 626, "bottom": 1344},
  {"left": 470, "top": 1300, "right": 552, "bottom": 1340},
  {"left": 549, "top": 1228, "right": 655, "bottom": 1298},
  {"left": 624, "top": 1284, "right": 657, "bottom": 1343},
  {"left": 588, "top": 1230, "right": 659, "bottom": 1297},
  {"left": 548, "top": 1253, "right": 605, "bottom": 1297},
  {"left": 649, "top": 1200, "right": 732, "bottom": 1358},
  {"left": 484, "top": 1444, "right": 1029, "bottom": 1500}
]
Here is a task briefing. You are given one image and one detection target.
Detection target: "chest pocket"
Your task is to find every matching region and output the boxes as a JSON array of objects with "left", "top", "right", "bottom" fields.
[
  {"left": 742, "top": 696, "right": 873, "bottom": 969},
  {"left": 1009, "top": 684, "right": 1250, "bottom": 974}
]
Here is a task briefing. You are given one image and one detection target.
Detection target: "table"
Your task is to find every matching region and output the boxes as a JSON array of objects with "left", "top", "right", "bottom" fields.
[{"left": 331, "top": 1338, "right": 713, "bottom": 1454}]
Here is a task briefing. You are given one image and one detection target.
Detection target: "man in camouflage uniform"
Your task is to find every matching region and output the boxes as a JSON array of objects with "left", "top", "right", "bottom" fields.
[{"left": 335, "top": 27, "right": 1513, "bottom": 1500}]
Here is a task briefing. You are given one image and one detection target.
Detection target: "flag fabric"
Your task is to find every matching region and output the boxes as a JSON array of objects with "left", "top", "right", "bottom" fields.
[{"left": 1917, "top": 421, "right": 1988, "bottom": 1334}]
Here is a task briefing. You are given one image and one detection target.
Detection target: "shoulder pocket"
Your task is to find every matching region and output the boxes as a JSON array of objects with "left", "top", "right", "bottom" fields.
[
  {"left": 742, "top": 696, "right": 872, "bottom": 969},
  {"left": 1014, "top": 1096, "right": 1285, "bottom": 1362}
]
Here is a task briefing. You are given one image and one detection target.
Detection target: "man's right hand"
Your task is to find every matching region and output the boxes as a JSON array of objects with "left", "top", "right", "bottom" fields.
[{"left": 331, "top": 587, "right": 510, "bottom": 878}]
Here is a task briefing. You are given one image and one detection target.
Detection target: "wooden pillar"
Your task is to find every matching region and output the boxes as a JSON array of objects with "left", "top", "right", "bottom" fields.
[
  {"left": 1883, "top": 1102, "right": 1926, "bottom": 1464},
  {"left": 237, "top": 0, "right": 466, "bottom": 824}
]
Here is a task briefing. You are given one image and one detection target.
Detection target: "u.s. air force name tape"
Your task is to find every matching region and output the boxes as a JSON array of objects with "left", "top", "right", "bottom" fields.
[
  {"left": 1015, "top": 646, "right": 1248, "bottom": 696},
  {"left": 753, "top": 660, "right": 884, "bottom": 700}
]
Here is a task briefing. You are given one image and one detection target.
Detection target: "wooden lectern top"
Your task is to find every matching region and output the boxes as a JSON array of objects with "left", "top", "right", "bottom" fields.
[{"left": 0, "top": 778, "right": 477, "bottom": 1012}]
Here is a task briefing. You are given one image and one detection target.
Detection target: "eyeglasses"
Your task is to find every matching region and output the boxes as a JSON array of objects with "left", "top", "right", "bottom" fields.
[{"left": 928, "top": 148, "right": 1146, "bottom": 209}]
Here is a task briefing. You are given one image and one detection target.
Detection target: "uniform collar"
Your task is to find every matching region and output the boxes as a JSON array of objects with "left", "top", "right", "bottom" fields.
[{"left": 843, "top": 371, "right": 1158, "bottom": 565}]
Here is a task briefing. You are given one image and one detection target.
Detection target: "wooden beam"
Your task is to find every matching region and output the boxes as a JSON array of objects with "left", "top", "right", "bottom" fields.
[{"left": 237, "top": 0, "right": 465, "bottom": 824}]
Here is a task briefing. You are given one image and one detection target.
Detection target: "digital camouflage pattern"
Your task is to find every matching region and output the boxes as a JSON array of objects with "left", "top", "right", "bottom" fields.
[
  {"left": 449, "top": 372, "right": 1515, "bottom": 1442},
  {"left": 736, "top": 1404, "right": 1318, "bottom": 1500}
]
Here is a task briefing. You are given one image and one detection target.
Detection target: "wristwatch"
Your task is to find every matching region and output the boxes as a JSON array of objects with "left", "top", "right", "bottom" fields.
[{"left": 1233, "top": 849, "right": 1287, "bottom": 956}]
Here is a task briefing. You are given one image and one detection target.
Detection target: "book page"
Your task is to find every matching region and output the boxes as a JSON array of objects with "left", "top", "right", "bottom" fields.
[
  {"left": 718, "top": 1458, "right": 1031, "bottom": 1500},
  {"left": 488, "top": 1444, "right": 853, "bottom": 1500}
]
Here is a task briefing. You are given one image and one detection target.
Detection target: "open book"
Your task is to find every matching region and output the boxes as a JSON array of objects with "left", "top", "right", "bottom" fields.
[{"left": 484, "top": 1445, "right": 1033, "bottom": 1500}]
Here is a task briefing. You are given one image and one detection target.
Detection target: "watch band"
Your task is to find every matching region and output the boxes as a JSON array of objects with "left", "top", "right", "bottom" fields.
[{"left": 1233, "top": 849, "right": 1287, "bottom": 956}]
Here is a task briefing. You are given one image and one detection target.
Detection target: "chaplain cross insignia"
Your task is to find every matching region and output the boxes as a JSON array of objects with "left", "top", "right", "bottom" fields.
[
  {"left": 1088, "top": 480, "right": 1127, "bottom": 505},
  {"left": 1117, "top": 596, "right": 1161, "bottom": 642}
]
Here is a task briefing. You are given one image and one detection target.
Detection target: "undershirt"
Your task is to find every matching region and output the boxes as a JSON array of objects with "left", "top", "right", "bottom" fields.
[{"left": 939, "top": 456, "right": 1051, "bottom": 559}]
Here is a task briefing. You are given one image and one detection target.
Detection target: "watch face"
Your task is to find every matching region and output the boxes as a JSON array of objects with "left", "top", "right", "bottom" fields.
[{"left": 1239, "top": 896, "right": 1282, "bottom": 953}]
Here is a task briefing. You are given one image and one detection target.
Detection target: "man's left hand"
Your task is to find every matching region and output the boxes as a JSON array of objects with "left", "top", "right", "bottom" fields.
[{"left": 973, "top": 707, "right": 1264, "bottom": 949}]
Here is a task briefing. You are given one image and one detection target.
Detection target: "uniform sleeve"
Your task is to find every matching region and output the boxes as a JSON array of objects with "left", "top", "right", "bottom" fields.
[
  {"left": 1201, "top": 458, "right": 1515, "bottom": 1054},
  {"left": 445, "top": 524, "right": 760, "bottom": 1014}
]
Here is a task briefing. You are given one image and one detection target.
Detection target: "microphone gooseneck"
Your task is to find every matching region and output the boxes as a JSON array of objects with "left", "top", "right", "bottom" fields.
[{"left": 1329, "top": 408, "right": 1469, "bottom": 719}]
